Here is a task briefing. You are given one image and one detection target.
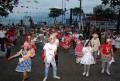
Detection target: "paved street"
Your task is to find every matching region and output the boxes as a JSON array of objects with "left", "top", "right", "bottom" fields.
[{"left": 0, "top": 35, "right": 120, "bottom": 81}]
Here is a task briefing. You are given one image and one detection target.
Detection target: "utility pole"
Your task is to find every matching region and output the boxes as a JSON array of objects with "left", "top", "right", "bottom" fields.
[
  {"left": 62, "top": 0, "right": 64, "bottom": 25},
  {"left": 70, "top": 8, "right": 72, "bottom": 25},
  {"left": 117, "top": 9, "right": 120, "bottom": 34},
  {"left": 78, "top": 0, "right": 82, "bottom": 29}
]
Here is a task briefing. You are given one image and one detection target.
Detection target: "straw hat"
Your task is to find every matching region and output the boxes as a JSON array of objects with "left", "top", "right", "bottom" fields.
[{"left": 93, "top": 34, "right": 98, "bottom": 38}]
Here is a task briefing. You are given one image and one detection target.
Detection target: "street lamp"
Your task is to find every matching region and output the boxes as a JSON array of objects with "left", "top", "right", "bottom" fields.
[{"left": 78, "top": 0, "right": 82, "bottom": 29}]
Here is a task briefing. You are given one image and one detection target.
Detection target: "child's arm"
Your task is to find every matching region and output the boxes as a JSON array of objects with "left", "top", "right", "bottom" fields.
[{"left": 8, "top": 49, "right": 22, "bottom": 60}]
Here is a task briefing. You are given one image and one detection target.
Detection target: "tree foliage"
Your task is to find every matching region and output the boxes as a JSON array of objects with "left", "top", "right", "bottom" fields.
[
  {"left": 49, "top": 8, "right": 63, "bottom": 18},
  {"left": 0, "top": 0, "right": 19, "bottom": 17},
  {"left": 101, "top": 0, "right": 120, "bottom": 7},
  {"left": 72, "top": 7, "right": 83, "bottom": 16},
  {"left": 94, "top": 8, "right": 117, "bottom": 20},
  {"left": 49, "top": 8, "right": 63, "bottom": 24}
]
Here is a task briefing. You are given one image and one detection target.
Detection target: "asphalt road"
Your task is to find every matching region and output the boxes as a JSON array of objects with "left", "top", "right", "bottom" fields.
[{"left": 0, "top": 35, "right": 120, "bottom": 81}]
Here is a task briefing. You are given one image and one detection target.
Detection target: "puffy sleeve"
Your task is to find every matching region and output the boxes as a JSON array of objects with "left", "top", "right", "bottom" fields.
[
  {"left": 22, "top": 51, "right": 31, "bottom": 60},
  {"left": 82, "top": 47, "right": 86, "bottom": 54}
]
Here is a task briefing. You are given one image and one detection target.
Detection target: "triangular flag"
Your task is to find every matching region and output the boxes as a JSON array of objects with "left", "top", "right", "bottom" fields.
[
  {"left": 15, "top": 1, "right": 19, "bottom": 5},
  {"left": 21, "top": 6, "right": 24, "bottom": 8},
  {"left": 66, "top": 0, "right": 69, "bottom": 2},
  {"left": 27, "top": 0, "right": 31, "bottom": 2},
  {"left": 26, "top": 6, "right": 29, "bottom": 8},
  {"left": 34, "top": 0, "right": 39, "bottom": 3}
]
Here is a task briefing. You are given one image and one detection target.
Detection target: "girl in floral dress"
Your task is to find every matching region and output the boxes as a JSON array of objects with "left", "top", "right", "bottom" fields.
[{"left": 8, "top": 43, "right": 32, "bottom": 81}]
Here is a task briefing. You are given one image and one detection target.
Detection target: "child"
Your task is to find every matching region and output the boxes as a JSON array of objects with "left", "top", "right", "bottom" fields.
[
  {"left": 81, "top": 40, "right": 94, "bottom": 77},
  {"left": 43, "top": 34, "right": 60, "bottom": 81},
  {"left": 75, "top": 36, "right": 84, "bottom": 64},
  {"left": 8, "top": 43, "right": 32, "bottom": 81}
]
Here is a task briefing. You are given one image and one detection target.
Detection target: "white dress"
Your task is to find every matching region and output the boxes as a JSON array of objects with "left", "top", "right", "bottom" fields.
[
  {"left": 115, "top": 37, "right": 120, "bottom": 48},
  {"left": 81, "top": 47, "right": 94, "bottom": 65}
]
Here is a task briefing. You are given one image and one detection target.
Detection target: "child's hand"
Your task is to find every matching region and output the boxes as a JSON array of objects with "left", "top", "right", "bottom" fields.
[{"left": 7, "top": 56, "right": 13, "bottom": 61}]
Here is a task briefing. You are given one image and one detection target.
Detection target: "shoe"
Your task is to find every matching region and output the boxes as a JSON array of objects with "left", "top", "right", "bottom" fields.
[
  {"left": 53, "top": 76, "right": 60, "bottom": 79},
  {"left": 101, "top": 69, "right": 105, "bottom": 73},
  {"left": 86, "top": 73, "right": 89, "bottom": 77},
  {"left": 106, "top": 70, "right": 111, "bottom": 75},
  {"left": 82, "top": 72, "right": 86, "bottom": 76},
  {"left": 43, "top": 77, "right": 47, "bottom": 81}
]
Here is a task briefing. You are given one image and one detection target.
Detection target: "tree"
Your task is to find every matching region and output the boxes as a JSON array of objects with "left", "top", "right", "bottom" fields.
[
  {"left": 101, "top": 0, "right": 120, "bottom": 33},
  {"left": 94, "top": 8, "right": 117, "bottom": 20},
  {"left": 72, "top": 7, "right": 84, "bottom": 20},
  {"left": 49, "top": 8, "right": 63, "bottom": 24},
  {"left": 102, "top": 0, "right": 120, "bottom": 7},
  {"left": 0, "top": 0, "right": 19, "bottom": 17}
]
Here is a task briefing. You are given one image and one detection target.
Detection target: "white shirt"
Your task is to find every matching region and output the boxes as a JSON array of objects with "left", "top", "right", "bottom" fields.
[
  {"left": 72, "top": 34, "right": 79, "bottom": 38},
  {"left": 43, "top": 43, "right": 57, "bottom": 62},
  {"left": 54, "top": 38, "right": 59, "bottom": 47},
  {"left": 0, "top": 30, "right": 6, "bottom": 38}
]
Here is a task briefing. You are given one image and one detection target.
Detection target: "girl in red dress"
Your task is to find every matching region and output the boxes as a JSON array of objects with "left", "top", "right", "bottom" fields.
[
  {"left": 75, "top": 36, "right": 84, "bottom": 64},
  {"left": 60, "top": 33, "right": 71, "bottom": 53}
]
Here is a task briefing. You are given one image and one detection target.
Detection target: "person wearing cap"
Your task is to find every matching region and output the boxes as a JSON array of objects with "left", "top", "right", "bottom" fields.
[
  {"left": 101, "top": 39, "right": 114, "bottom": 75},
  {"left": 43, "top": 34, "right": 60, "bottom": 81},
  {"left": 8, "top": 42, "right": 32, "bottom": 81},
  {"left": 91, "top": 33, "right": 100, "bottom": 64}
]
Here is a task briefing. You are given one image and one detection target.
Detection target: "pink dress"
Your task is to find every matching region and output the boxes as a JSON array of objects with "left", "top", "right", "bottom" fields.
[{"left": 75, "top": 40, "right": 84, "bottom": 57}]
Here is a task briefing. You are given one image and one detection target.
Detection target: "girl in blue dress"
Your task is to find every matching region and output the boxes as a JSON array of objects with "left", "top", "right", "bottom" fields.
[{"left": 8, "top": 43, "right": 32, "bottom": 81}]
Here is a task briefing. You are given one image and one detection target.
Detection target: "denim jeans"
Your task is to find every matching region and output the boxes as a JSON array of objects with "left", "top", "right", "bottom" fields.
[
  {"left": 45, "top": 60, "right": 57, "bottom": 77},
  {"left": 94, "top": 51, "right": 98, "bottom": 63},
  {"left": 6, "top": 45, "right": 11, "bottom": 58}
]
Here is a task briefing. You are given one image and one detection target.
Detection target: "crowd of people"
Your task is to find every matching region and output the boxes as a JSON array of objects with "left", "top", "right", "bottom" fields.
[{"left": 0, "top": 24, "right": 120, "bottom": 81}]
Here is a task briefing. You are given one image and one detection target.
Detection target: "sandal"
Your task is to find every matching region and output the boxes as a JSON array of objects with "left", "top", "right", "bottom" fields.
[{"left": 25, "top": 76, "right": 29, "bottom": 80}]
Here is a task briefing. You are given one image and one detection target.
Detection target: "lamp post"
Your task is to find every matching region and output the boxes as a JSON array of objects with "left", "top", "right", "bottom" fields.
[
  {"left": 78, "top": 0, "right": 82, "bottom": 29},
  {"left": 62, "top": 0, "right": 64, "bottom": 25},
  {"left": 116, "top": 9, "right": 120, "bottom": 33}
]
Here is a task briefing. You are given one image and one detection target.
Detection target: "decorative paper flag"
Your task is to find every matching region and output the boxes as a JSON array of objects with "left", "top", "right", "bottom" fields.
[
  {"left": 27, "top": 0, "right": 31, "bottom": 2},
  {"left": 21, "top": 6, "right": 24, "bottom": 8},
  {"left": 26, "top": 6, "right": 29, "bottom": 8},
  {"left": 34, "top": 0, "right": 39, "bottom": 3},
  {"left": 15, "top": 1, "right": 19, "bottom": 5},
  {"left": 66, "top": 0, "right": 69, "bottom": 2}
]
